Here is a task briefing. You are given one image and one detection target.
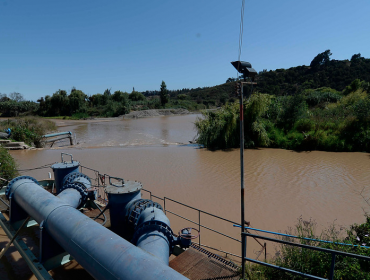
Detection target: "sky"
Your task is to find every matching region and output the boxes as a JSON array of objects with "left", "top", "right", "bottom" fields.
[{"left": 1, "top": 0, "right": 369, "bottom": 101}]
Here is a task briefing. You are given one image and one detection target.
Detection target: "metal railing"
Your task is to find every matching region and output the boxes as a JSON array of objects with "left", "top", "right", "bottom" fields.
[
  {"left": 141, "top": 189, "right": 266, "bottom": 262},
  {"left": 79, "top": 165, "right": 109, "bottom": 204},
  {"left": 78, "top": 168, "right": 267, "bottom": 263},
  {"left": 242, "top": 231, "right": 370, "bottom": 280}
]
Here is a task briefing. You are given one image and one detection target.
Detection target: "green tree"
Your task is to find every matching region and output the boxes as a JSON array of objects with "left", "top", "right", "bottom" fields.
[
  {"left": 50, "top": 90, "right": 69, "bottom": 116},
  {"left": 112, "top": 90, "right": 130, "bottom": 115},
  {"left": 69, "top": 89, "right": 87, "bottom": 114},
  {"left": 195, "top": 93, "right": 272, "bottom": 149},
  {"left": 310, "top": 49, "right": 332, "bottom": 68},
  {"left": 103, "top": 88, "right": 111, "bottom": 97},
  {"left": 112, "top": 90, "right": 129, "bottom": 102},
  {"left": 129, "top": 90, "right": 145, "bottom": 101},
  {"left": 351, "top": 53, "right": 363, "bottom": 62},
  {"left": 0, "top": 93, "right": 9, "bottom": 102},
  {"left": 9, "top": 92, "right": 24, "bottom": 102},
  {"left": 160, "top": 81, "right": 169, "bottom": 107},
  {"left": 89, "top": 93, "right": 104, "bottom": 107}
]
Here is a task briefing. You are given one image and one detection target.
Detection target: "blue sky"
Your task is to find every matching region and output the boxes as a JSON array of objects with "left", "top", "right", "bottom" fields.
[{"left": 1, "top": 0, "right": 369, "bottom": 101}]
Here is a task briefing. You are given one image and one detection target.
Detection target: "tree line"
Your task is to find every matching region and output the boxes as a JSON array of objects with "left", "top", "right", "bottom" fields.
[{"left": 1, "top": 51, "right": 369, "bottom": 118}]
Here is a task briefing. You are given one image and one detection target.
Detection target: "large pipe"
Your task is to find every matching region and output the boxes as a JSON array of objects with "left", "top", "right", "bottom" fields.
[
  {"left": 132, "top": 207, "right": 172, "bottom": 264},
  {"left": 42, "top": 131, "right": 72, "bottom": 138},
  {"left": 106, "top": 184, "right": 177, "bottom": 264},
  {"left": 6, "top": 177, "right": 83, "bottom": 223},
  {"left": 6, "top": 177, "right": 187, "bottom": 280}
]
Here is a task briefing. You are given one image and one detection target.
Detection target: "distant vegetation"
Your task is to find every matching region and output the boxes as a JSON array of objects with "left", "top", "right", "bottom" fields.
[
  {"left": 255, "top": 51, "right": 370, "bottom": 96},
  {"left": 1, "top": 51, "right": 368, "bottom": 152},
  {"left": 193, "top": 50, "right": 370, "bottom": 152}
]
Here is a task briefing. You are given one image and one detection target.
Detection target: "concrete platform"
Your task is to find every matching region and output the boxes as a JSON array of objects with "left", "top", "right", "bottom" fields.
[{"left": 0, "top": 141, "right": 29, "bottom": 150}]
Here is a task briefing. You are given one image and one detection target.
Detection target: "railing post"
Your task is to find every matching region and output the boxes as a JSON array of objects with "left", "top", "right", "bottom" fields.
[
  {"left": 164, "top": 197, "right": 166, "bottom": 214},
  {"left": 242, "top": 233, "right": 246, "bottom": 279},
  {"left": 329, "top": 253, "right": 336, "bottom": 280},
  {"left": 264, "top": 242, "right": 267, "bottom": 261},
  {"left": 198, "top": 210, "right": 201, "bottom": 247}
]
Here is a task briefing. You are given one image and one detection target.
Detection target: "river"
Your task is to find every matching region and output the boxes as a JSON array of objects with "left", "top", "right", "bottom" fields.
[{"left": 9, "top": 114, "right": 370, "bottom": 261}]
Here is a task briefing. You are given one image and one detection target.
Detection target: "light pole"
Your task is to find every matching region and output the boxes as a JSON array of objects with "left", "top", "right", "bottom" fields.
[{"left": 230, "top": 61, "right": 257, "bottom": 279}]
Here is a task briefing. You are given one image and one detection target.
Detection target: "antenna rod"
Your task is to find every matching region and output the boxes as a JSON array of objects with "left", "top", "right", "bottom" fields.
[{"left": 237, "top": 0, "right": 247, "bottom": 278}]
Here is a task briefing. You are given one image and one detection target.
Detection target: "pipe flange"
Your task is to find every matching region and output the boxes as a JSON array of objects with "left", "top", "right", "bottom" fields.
[
  {"left": 127, "top": 199, "right": 163, "bottom": 227},
  {"left": 58, "top": 182, "right": 88, "bottom": 208},
  {"left": 63, "top": 172, "right": 91, "bottom": 186},
  {"left": 6, "top": 176, "right": 39, "bottom": 200},
  {"left": 132, "top": 221, "right": 175, "bottom": 254}
]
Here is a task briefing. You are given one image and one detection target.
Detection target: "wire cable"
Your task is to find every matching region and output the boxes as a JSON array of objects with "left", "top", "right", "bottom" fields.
[
  {"left": 17, "top": 163, "right": 54, "bottom": 172},
  {"left": 237, "top": 0, "right": 246, "bottom": 79}
]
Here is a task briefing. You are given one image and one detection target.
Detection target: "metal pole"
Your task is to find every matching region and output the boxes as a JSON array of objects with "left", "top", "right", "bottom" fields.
[
  {"left": 199, "top": 210, "right": 201, "bottom": 247},
  {"left": 240, "top": 82, "right": 246, "bottom": 279},
  {"left": 329, "top": 253, "right": 336, "bottom": 280}
]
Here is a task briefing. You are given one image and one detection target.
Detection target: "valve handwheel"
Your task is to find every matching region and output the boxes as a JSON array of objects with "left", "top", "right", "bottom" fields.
[{"left": 178, "top": 227, "right": 200, "bottom": 240}]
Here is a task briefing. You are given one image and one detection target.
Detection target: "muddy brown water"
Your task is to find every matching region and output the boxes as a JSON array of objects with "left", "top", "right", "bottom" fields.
[{"left": 9, "top": 114, "right": 370, "bottom": 262}]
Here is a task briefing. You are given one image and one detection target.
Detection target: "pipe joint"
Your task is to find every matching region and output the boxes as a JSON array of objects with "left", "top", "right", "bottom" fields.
[
  {"left": 132, "top": 220, "right": 175, "bottom": 254},
  {"left": 5, "top": 176, "right": 39, "bottom": 200},
  {"left": 58, "top": 182, "right": 88, "bottom": 208},
  {"left": 126, "top": 199, "right": 163, "bottom": 227},
  {"left": 62, "top": 172, "right": 91, "bottom": 189}
]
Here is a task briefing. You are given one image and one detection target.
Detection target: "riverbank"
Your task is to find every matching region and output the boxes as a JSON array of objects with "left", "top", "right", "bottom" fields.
[
  {"left": 44, "top": 109, "right": 192, "bottom": 127},
  {"left": 123, "top": 108, "right": 190, "bottom": 119}
]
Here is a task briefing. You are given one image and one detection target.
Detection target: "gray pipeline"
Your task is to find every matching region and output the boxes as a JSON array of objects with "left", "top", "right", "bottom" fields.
[{"left": 6, "top": 176, "right": 187, "bottom": 280}]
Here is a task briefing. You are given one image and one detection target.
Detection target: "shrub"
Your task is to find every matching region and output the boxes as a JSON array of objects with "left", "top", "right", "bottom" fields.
[
  {"left": 0, "top": 117, "right": 57, "bottom": 147},
  {"left": 304, "top": 91, "right": 342, "bottom": 107},
  {"left": 195, "top": 103, "right": 239, "bottom": 149},
  {"left": 71, "top": 112, "right": 90, "bottom": 119},
  {"left": 0, "top": 146, "right": 19, "bottom": 181},
  {"left": 195, "top": 93, "right": 273, "bottom": 149},
  {"left": 294, "top": 119, "right": 315, "bottom": 132},
  {"left": 252, "top": 217, "right": 370, "bottom": 280}
]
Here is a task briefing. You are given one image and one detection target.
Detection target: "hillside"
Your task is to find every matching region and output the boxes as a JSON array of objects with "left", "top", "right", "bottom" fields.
[{"left": 155, "top": 51, "right": 370, "bottom": 105}]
